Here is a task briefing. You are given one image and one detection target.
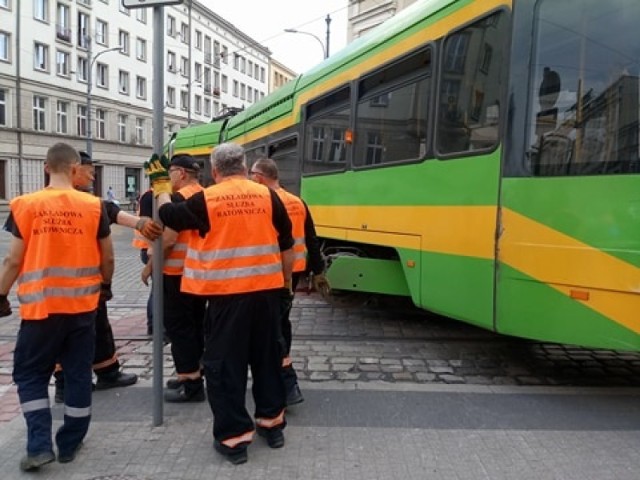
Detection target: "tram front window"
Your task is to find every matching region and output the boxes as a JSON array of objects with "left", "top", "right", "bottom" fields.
[{"left": 527, "top": 0, "right": 640, "bottom": 176}]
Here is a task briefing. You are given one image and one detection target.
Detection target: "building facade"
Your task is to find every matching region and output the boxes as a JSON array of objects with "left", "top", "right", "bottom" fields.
[
  {"left": 0, "top": 0, "right": 277, "bottom": 206},
  {"left": 347, "top": 0, "right": 417, "bottom": 41},
  {"left": 269, "top": 58, "right": 297, "bottom": 92}
]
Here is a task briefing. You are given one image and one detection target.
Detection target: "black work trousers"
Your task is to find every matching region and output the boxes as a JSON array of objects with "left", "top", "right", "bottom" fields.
[
  {"left": 163, "top": 274, "right": 206, "bottom": 375},
  {"left": 93, "top": 300, "right": 119, "bottom": 376},
  {"left": 203, "top": 289, "right": 286, "bottom": 444}
]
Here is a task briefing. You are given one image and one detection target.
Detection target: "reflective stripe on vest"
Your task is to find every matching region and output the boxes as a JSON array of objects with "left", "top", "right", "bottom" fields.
[
  {"left": 163, "top": 183, "right": 204, "bottom": 276},
  {"left": 181, "top": 179, "right": 284, "bottom": 295},
  {"left": 275, "top": 188, "right": 307, "bottom": 273},
  {"left": 11, "top": 189, "right": 103, "bottom": 320}
]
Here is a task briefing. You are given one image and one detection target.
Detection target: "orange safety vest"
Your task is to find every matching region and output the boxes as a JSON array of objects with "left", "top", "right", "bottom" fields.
[
  {"left": 275, "top": 187, "right": 307, "bottom": 273},
  {"left": 131, "top": 190, "right": 150, "bottom": 250},
  {"left": 163, "top": 182, "right": 204, "bottom": 276},
  {"left": 181, "top": 178, "right": 284, "bottom": 295},
  {"left": 11, "top": 188, "right": 103, "bottom": 320}
]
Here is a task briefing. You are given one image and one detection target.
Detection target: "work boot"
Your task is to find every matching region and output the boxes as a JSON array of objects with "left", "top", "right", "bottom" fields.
[
  {"left": 164, "top": 378, "right": 205, "bottom": 403},
  {"left": 19, "top": 451, "right": 55, "bottom": 472},
  {"left": 286, "top": 383, "right": 304, "bottom": 406},
  {"left": 57, "top": 442, "right": 83, "bottom": 464},
  {"left": 95, "top": 371, "right": 138, "bottom": 390},
  {"left": 165, "top": 378, "right": 184, "bottom": 390},
  {"left": 54, "top": 372, "right": 64, "bottom": 404},
  {"left": 257, "top": 426, "right": 285, "bottom": 449},
  {"left": 213, "top": 440, "right": 248, "bottom": 465}
]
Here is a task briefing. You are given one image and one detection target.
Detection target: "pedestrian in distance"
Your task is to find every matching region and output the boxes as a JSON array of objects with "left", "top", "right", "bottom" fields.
[
  {"left": 250, "top": 157, "right": 330, "bottom": 405},
  {"left": 52, "top": 151, "right": 163, "bottom": 403},
  {"left": 144, "top": 144, "right": 295, "bottom": 465},
  {"left": 141, "top": 154, "right": 207, "bottom": 403},
  {"left": 0, "top": 143, "right": 114, "bottom": 471}
]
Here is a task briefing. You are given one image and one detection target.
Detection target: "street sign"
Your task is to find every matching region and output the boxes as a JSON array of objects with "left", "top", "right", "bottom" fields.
[{"left": 122, "top": 0, "right": 183, "bottom": 9}]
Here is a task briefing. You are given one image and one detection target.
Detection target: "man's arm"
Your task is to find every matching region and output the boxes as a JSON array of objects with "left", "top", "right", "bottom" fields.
[
  {"left": 99, "top": 235, "right": 114, "bottom": 284},
  {"left": 0, "top": 236, "right": 25, "bottom": 295},
  {"left": 159, "top": 190, "right": 210, "bottom": 236}
]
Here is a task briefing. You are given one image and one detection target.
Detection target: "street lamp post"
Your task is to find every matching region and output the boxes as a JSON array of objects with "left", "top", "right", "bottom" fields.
[
  {"left": 86, "top": 39, "right": 122, "bottom": 157},
  {"left": 284, "top": 26, "right": 329, "bottom": 59}
]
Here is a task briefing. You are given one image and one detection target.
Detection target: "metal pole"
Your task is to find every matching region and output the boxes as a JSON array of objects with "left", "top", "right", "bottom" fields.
[
  {"left": 187, "top": 0, "right": 192, "bottom": 124},
  {"left": 325, "top": 14, "right": 331, "bottom": 58},
  {"left": 15, "top": 0, "right": 23, "bottom": 194},
  {"left": 86, "top": 36, "right": 93, "bottom": 157},
  {"left": 151, "top": 5, "right": 165, "bottom": 427}
]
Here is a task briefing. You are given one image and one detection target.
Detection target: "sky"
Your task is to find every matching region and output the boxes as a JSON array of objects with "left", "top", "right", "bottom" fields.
[{"left": 210, "top": 1, "right": 349, "bottom": 74}]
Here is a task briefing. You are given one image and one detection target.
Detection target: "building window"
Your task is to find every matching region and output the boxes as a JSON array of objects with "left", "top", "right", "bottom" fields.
[
  {"left": 135, "top": 117, "right": 145, "bottom": 144},
  {"left": 56, "top": 3, "right": 71, "bottom": 42},
  {"left": 118, "top": 70, "right": 130, "bottom": 95},
  {"left": 0, "top": 32, "right": 9, "bottom": 62},
  {"left": 34, "top": 42, "right": 49, "bottom": 71},
  {"left": 180, "top": 56, "right": 188, "bottom": 77},
  {"left": 167, "top": 86, "right": 175, "bottom": 107},
  {"left": 95, "top": 109, "right": 106, "bottom": 139},
  {"left": 78, "top": 12, "right": 89, "bottom": 49},
  {"left": 96, "top": 62, "right": 108, "bottom": 88},
  {"left": 254, "top": 64, "right": 259, "bottom": 79},
  {"left": 33, "top": 96, "right": 47, "bottom": 131},
  {"left": 77, "top": 56, "right": 88, "bottom": 82},
  {"left": 0, "top": 0, "right": 9, "bottom": 9},
  {"left": 180, "top": 90, "right": 188, "bottom": 111},
  {"left": 194, "top": 62, "right": 202, "bottom": 83},
  {"left": 222, "top": 46, "right": 228, "bottom": 64},
  {"left": 56, "top": 50, "right": 70, "bottom": 76},
  {"left": 56, "top": 100, "right": 68, "bottom": 133},
  {"left": 0, "top": 89, "right": 7, "bottom": 126},
  {"left": 34, "top": 0, "right": 48, "bottom": 22},
  {"left": 119, "top": 1, "right": 129, "bottom": 14},
  {"left": 260, "top": 67, "right": 265, "bottom": 83},
  {"left": 194, "top": 95, "right": 201, "bottom": 114},
  {"left": 136, "top": 8, "right": 146, "bottom": 24},
  {"left": 136, "top": 37, "right": 146, "bottom": 61},
  {"left": 167, "top": 51, "right": 176, "bottom": 72},
  {"left": 232, "top": 80, "right": 238, "bottom": 97},
  {"left": 180, "top": 23, "right": 188, "bottom": 44},
  {"left": 204, "top": 98, "right": 211, "bottom": 117},
  {"left": 119, "top": 30, "right": 129, "bottom": 55},
  {"left": 195, "top": 30, "right": 202, "bottom": 50},
  {"left": 221, "top": 75, "right": 228, "bottom": 93},
  {"left": 136, "top": 76, "right": 146, "bottom": 99},
  {"left": 95, "top": 19, "right": 108, "bottom": 46},
  {"left": 167, "top": 15, "right": 176, "bottom": 37},
  {"left": 117, "top": 114, "right": 127, "bottom": 142},
  {"left": 77, "top": 104, "right": 87, "bottom": 136}
]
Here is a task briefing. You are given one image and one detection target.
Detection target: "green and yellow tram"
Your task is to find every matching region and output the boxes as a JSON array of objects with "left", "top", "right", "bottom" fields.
[{"left": 170, "top": 0, "right": 640, "bottom": 351}]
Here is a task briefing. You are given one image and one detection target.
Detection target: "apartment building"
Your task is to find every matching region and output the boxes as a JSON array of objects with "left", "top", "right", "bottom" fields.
[{"left": 0, "top": 0, "right": 274, "bottom": 205}]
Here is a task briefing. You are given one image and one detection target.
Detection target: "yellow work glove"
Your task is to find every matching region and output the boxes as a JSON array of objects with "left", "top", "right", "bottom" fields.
[
  {"left": 143, "top": 154, "right": 172, "bottom": 197},
  {"left": 312, "top": 272, "right": 331, "bottom": 295}
]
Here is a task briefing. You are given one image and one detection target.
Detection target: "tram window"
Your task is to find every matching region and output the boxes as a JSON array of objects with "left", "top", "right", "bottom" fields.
[
  {"left": 436, "top": 11, "right": 507, "bottom": 156},
  {"left": 245, "top": 146, "right": 266, "bottom": 165},
  {"left": 303, "top": 86, "right": 350, "bottom": 174},
  {"left": 527, "top": 0, "right": 640, "bottom": 176},
  {"left": 353, "top": 48, "right": 431, "bottom": 167},
  {"left": 269, "top": 137, "right": 300, "bottom": 194}
]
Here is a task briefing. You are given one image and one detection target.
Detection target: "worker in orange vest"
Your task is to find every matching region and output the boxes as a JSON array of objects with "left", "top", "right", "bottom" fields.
[
  {"left": 50, "top": 152, "right": 161, "bottom": 402},
  {"left": 145, "top": 144, "right": 294, "bottom": 465},
  {"left": 141, "top": 154, "right": 206, "bottom": 403},
  {"left": 249, "top": 157, "right": 330, "bottom": 405},
  {"left": 0, "top": 143, "right": 114, "bottom": 471}
]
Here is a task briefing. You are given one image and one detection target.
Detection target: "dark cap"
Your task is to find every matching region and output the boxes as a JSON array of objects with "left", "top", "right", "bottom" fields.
[
  {"left": 170, "top": 154, "right": 200, "bottom": 171},
  {"left": 79, "top": 151, "right": 94, "bottom": 165}
]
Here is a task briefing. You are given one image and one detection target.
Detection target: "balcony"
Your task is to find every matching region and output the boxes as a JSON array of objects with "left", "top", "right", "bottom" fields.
[{"left": 56, "top": 25, "right": 72, "bottom": 43}]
